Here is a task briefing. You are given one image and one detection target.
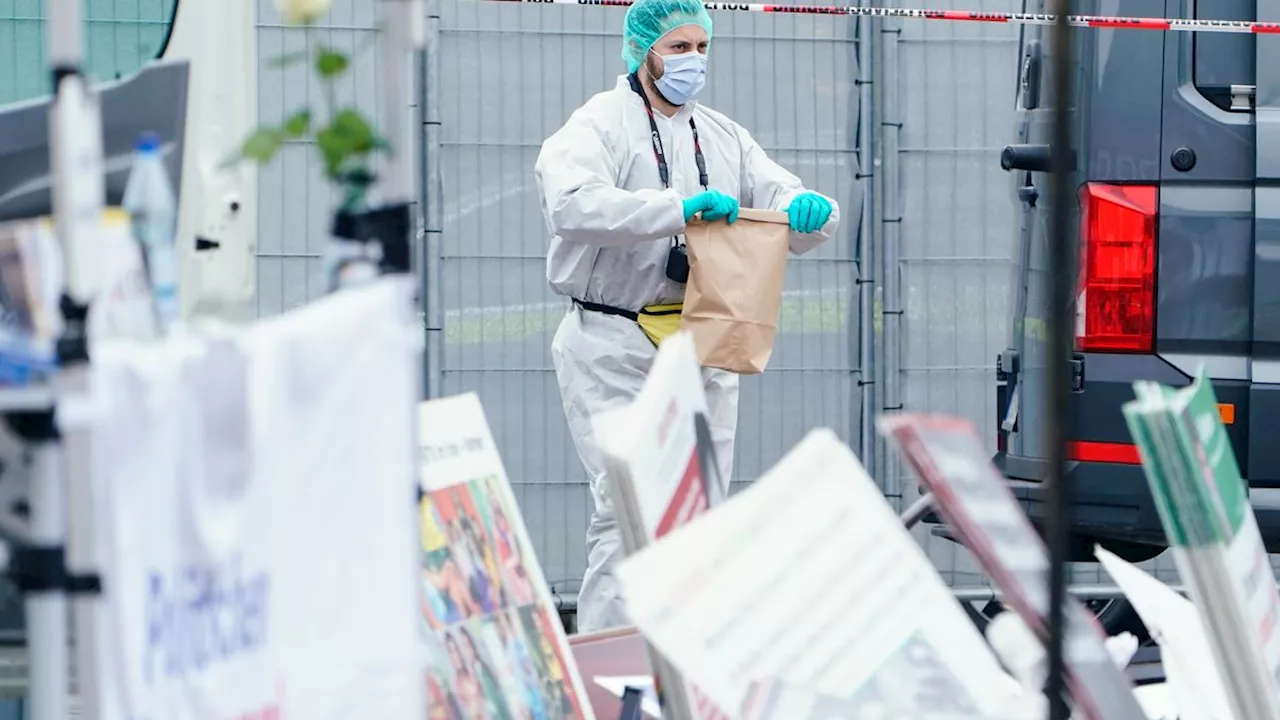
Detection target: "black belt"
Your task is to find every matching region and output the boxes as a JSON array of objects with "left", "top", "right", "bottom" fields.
[{"left": 573, "top": 299, "right": 681, "bottom": 321}]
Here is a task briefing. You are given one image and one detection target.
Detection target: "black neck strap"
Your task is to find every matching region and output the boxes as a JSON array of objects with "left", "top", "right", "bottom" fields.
[{"left": 628, "top": 72, "right": 708, "bottom": 191}]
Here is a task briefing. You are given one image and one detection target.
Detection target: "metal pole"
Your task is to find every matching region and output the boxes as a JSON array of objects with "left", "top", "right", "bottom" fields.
[
  {"left": 898, "top": 492, "right": 933, "bottom": 529},
  {"left": 879, "top": 5, "right": 903, "bottom": 501},
  {"left": 25, "top": 444, "right": 68, "bottom": 720},
  {"left": 61, "top": 365, "right": 98, "bottom": 718},
  {"left": 554, "top": 582, "right": 1178, "bottom": 614},
  {"left": 1043, "top": 0, "right": 1077, "bottom": 715},
  {"left": 421, "top": 0, "right": 444, "bottom": 400},
  {"left": 38, "top": 0, "right": 107, "bottom": 716},
  {"left": 951, "top": 583, "right": 1185, "bottom": 605},
  {"left": 46, "top": 0, "right": 104, "bottom": 306},
  {"left": 856, "top": 6, "right": 877, "bottom": 478},
  {"left": 376, "top": 0, "right": 419, "bottom": 208}
]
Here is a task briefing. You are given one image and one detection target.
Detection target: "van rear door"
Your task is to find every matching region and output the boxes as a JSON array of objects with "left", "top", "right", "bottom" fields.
[
  {"left": 1150, "top": 0, "right": 1253, "bottom": 476},
  {"left": 1251, "top": 0, "right": 1280, "bottom": 490}
]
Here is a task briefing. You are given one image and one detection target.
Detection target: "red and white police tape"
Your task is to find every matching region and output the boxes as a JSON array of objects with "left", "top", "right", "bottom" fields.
[{"left": 481, "top": 0, "right": 1280, "bottom": 34}]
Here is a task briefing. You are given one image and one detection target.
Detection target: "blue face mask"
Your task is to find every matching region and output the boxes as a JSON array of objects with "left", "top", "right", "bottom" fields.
[{"left": 651, "top": 49, "right": 707, "bottom": 106}]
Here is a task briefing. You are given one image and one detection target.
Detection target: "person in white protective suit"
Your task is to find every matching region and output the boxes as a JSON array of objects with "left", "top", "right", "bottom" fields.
[{"left": 533, "top": 0, "right": 842, "bottom": 634}]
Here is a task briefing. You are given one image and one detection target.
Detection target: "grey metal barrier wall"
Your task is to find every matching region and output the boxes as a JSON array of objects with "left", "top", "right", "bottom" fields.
[
  {"left": 252, "top": 0, "right": 1117, "bottom": 592},
  {"left": 879, "top": 0, "right": 1182, "bottom": 585},
  {"left": 427, "top": 0, "right": 866, "bottom": 592},
  {"left": 254, "top": 0, "right": 392, "bottom": 315},
  {"left": 880, "top": 0, "right": 1023, "bottom": 584}
]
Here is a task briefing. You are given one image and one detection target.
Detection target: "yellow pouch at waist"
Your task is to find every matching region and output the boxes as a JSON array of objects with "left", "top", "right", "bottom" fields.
[{"left": 636, "top": 303, "right": 683, "bottom": 347}]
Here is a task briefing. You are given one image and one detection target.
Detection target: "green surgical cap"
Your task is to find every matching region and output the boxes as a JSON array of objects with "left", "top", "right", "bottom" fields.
[{"left": 621, "top": 0, "right": 714, "bottom": 73}]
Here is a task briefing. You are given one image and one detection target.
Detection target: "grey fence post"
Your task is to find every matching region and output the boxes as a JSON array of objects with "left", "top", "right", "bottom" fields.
[
  {"left": 420, "top": 0, "right": 444, "bottom": 400},
  {"left": 856, "top": 6, "right": 877, "bottom": 479},
  {"left": 879, "top": 4, "right": 904, "bottom": 501}
]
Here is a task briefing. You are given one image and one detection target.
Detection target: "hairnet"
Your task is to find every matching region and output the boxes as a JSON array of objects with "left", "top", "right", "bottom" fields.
[{"left": 621, "top": 0, "right": 714, "bottom": 73}]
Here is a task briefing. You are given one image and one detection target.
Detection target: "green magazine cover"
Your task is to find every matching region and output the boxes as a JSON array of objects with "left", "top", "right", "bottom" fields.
[{"left": 1123, "top": 368, "right": 1280, "bottom": 715}]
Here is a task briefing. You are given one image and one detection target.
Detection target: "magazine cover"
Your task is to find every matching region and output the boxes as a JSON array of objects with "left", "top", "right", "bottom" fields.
[
  {"left": 592, "top": 331, "right": 732, "bottom": 720},
  {"left": 879, "top": 413, "right": 1149, "bottom": 720},
  {"left": 419, "top": 392, "right": 594, "bottom": 720},
  {"left": 1123, "top": 369, "right": 1280, "bottom": 718},
  {"left": 615, "top": 428, "right": 1024, "bottom": 719}
]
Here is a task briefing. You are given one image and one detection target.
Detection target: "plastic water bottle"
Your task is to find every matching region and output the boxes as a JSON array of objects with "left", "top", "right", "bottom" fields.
[{"left": 121, "top": 132, "right": 180, "bottom": 331}]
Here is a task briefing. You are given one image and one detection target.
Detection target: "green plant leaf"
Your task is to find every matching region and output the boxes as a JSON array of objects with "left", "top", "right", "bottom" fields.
[
  {"left": 238, "top": 127, "right": 284, "bottom": 164},
  {"left": 316, "top": 47, "right": 349, "bottom": 78},
  {"left": 315, "top": 126, "right": 349, "bottom": 179},
  {"left": 331, "top": 109, "right": 376, "bottom": 152},
  {"left": 283, "top": 109, "right": 311, "bottom": 138},
  {"left": 268, "top": 50, "right": 309, "bottom": 68},
  {"left": 315, "top": 109, "right": 382, "bottom": 180}
]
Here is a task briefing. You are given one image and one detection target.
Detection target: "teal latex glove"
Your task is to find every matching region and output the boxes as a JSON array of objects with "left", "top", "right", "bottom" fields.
[
  {"left": 785, "top": 192, "right": 833, "bottom": 234},
  {"left": 682, "top": 190, "right": 740, "bottom": 224}
]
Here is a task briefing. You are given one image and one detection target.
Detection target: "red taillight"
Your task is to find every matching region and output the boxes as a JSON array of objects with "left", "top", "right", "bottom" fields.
[
  {"left": 1076, "top": 183, "right": 1157, "bottom": 353},
  {"left": 1068, "top": 440, "right": 1142, "bottom": 465}
]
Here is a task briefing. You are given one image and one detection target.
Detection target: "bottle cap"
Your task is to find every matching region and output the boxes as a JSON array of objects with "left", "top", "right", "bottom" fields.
[{"left": 136, "top": 132, "right": 162, "bottom": 153}]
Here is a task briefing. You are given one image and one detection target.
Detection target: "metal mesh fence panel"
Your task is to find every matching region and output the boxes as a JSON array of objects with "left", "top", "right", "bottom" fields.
[
  {"left": 433, "top": 0, "right": 864, "bottom": 594},
  {"left": 0, "top": 0, "right": 174, "bottom": 105},
  {"left": 253, "top": 0, "right": 392, "bottom": 316},
  {"left": 887, "top": 0, "right": 1022, "bottom": 586},
  {"left": 0, "top": 0, "right": 175, "bottom": 105},
  {"left": 885, "top": 0, "right": 1183, "bottom": 588}
]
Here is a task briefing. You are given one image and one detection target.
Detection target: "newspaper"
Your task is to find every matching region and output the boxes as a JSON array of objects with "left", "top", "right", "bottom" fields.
[
  {"left": 592, "top": 331, "right": 730, "bottom": 720},
  {"left": 1124, "top": 368, "right": 1280, "bottom": 719},
  {"left": 614, "top": 427, "right": 1023, "bottom": 718},
  {"left": 878, "top": 414, "right": 1148, "bottom": 720},
  {"left": 1095, "top": 547, "right": 1233, "bottom": 720},
  {"left": 0, "top": 215, "right": 64, "bottom": 383},
  {"left": 418, "top": 393, "right": 595, "bottom": 720}
]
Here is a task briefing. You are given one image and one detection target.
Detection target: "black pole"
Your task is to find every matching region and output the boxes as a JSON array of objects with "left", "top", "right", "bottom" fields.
[{"left": 1043, "top": 0, "right": 1076, "bottom": 717}]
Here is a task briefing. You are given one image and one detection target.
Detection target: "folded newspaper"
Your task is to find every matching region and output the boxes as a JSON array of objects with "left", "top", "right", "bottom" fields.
[
  {"left": 592, "top": 330, "right": 731, "bottom": 720},
  {"left": 615, "top": 427, "right": 1025, "bottom": 718},
  {"left": 878, "top": 414, "right": 1148, "bottom": 720},
  {"left": 418, "top": 393, "right": 595, "bottom": 720},
  {"left": 1123, "top": 368, "right": 1280, "bottom": 719}
]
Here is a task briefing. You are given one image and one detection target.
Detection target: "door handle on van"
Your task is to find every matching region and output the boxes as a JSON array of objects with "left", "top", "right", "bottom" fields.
[
  {"left": 1001, "top": 144, "right": 1050, "bottom": 172},
  {"left": 1000, "top": 144, "right": 1076, "bottom": 173}
]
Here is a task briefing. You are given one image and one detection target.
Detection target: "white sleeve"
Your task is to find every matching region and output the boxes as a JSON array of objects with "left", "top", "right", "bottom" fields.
[
  {"left": 737, "top": 125, "right": 841, "bottom": 256},
  {"left": 534, "top": 106, "right": 687, "bottom": 247}
]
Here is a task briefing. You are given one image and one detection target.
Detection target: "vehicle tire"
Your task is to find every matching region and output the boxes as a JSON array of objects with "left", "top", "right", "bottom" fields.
[{"left": 1084, "top": 597, "right": 1150, "bottom": 643}]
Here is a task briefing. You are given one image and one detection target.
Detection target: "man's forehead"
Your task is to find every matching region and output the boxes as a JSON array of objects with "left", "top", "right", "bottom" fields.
[{"left": 657, "top": 23, "right": 709, "bottom": 45}]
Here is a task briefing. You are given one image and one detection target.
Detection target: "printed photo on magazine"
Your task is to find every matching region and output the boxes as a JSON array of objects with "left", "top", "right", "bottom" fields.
[{"left": 419, "top": 393, "right": 594, "bottom": 720}]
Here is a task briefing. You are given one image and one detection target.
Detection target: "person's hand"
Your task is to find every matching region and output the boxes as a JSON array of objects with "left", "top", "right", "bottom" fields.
[
  {"left": 784, "top": 192, "right": 833, "bottom": 233},
  {"left": 682, "top": 190, "right": 740, "bottom": 223}
]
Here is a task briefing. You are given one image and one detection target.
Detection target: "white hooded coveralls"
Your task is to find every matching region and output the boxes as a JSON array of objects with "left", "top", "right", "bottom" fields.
[{"left": 534, "top": 75, "right": 840, "bottom": 634}]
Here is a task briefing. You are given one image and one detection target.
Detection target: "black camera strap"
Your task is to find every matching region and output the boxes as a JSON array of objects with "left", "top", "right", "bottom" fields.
[{"left": 628, "top": 72, "right": 708, "bottom": 249}]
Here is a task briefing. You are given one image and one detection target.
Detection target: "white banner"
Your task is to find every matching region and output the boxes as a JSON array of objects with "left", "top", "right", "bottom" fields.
[{"left": 90, "top": 278, "right": 424, "bottom": 720}]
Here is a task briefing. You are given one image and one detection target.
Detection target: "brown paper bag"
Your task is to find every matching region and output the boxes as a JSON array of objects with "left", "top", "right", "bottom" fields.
[{"left": 682, "top": 207, "right": 791, "bottom": 375}]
